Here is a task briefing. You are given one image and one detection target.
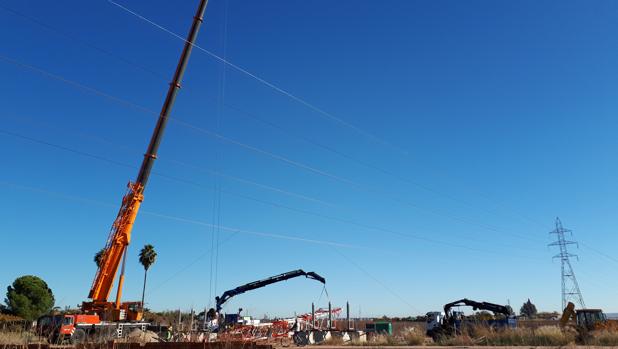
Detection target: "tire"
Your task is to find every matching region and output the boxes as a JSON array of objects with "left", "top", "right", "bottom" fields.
[{"left": 71, "top": 328, "right": 87, "bottom": 344}]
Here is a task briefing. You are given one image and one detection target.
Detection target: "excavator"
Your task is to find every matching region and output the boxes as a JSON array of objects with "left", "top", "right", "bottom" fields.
[
  {"left": 37, "top": 0, "right": 210, "bottom": 343},
  {"left": 205, "top": 269, "right": 326, "bottom": 331},
  {"left": 426, "top": 298, "right": 515, "bottom": 339}
]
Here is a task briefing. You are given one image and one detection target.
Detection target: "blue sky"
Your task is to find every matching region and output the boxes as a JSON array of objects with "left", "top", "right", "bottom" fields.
[{"left": 1, "top": 0, "right": 617, "bottom": 317}]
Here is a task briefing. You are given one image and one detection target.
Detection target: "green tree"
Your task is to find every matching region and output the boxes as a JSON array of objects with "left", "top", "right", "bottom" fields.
[
  {"left": 520, "top": 299, "right": 538, "bottom": 318},
  {"left": 138, "top": 244, "right": 157, "bottom": 310},
  {"left": 94, "top": 248, "right": 105, "bottom": 268},
  {"left": 5, "top": 275, "right": 54, "bottom": 320}
]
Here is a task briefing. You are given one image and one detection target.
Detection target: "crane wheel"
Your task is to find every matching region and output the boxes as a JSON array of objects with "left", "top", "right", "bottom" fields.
[{"left": 71, "top": 328, "right": 87, "bottom": 344}]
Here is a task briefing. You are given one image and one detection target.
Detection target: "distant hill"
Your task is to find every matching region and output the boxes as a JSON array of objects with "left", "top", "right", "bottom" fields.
[{"left": 606, "top": 313, "right": 618, "bottom": 320}]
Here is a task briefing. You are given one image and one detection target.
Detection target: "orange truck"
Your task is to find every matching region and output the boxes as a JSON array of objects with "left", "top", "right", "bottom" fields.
[{"left": 37, "top": 312, "right": 150, "bottom": 344}]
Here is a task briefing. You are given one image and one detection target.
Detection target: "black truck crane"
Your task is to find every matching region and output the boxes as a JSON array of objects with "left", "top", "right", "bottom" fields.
[
  {"left": 205, "top": 269, "right": 325, "bottom": 330},
  {"left": 427, "top": 298, "right": 514, "bottom": 339},
  {"left": 443, "top": 299, "right": 513, "bottom": 319}
]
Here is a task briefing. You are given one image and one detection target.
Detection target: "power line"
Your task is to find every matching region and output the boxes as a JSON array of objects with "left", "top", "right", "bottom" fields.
[
  {"left": 0, "top": 127, "right": 530, "bottom": 258},
  {"left": 106, "top": 0, "right": 407, "bottom": 155},
  {"left": 0, "top": 3, "right": 548, "bottom": 237},
  {"left": 0, "top": 179, "right": 363, "bottom": 250},
  {"left": 150, "top": 229, "right": 239, "bottom": 296},
  {"left": 332, "top": 248, "right": 419, "bottom": 314},
  {"left": 0, "top": 3, "right": 166, "bottom": 80},
  {"left": 2, "top": 113, "right": 334, "bottom": 206},
  {"left": 0, "top": 3, "right": 586, "bottom": 253},
  {"left": 0, "top": 53, "right": 539, "bottom": 243}
]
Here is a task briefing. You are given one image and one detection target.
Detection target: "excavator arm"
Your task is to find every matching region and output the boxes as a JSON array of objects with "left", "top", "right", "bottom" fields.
[{"left": 215, "top": 269, "right": 326, "bottom": 312}]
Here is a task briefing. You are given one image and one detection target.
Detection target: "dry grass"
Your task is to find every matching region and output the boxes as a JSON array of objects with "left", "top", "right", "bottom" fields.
[
  {"left": 402, "top": 327, "right": 425, "bottom": 345},
  {"left": 348, "top": 329, "right": 426, "bottom": 346},
  {"left": 587, "top": 330, "right": 618, "bottom": 346},
  {"left": 434, "top": 334, "right": 477, "bottom": 346},
  {"left": 349, "top": 333, "right": 400, "bottom": 346},
  {"left": 0, "top": 331, "right": 37, "bottom": 345},
  {"left": 435, "top": 325, "right": 576, "bottom": 346}
]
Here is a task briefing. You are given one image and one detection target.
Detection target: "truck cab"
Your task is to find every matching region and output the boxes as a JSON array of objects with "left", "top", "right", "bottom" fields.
[
  {"left": 426, "top": 311, "right": 445, "bottom": 334},
  {"left": 58, "top": 314, "right": 101, "bottom": 342}
]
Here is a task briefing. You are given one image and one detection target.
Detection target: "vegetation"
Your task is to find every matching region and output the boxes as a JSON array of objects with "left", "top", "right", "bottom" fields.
[
  {"left": 587, "top": 330, "right": 618, "bottom": 346},
  {"left": 402, "top": 327, "right": 425, "bottom": 345},
  {"left": 94, "top": 248, "right": 105, "bottom": 268},
  {"left": 520, "top": 298, "right": 538, "bottom": 318},
  {"left": 434, "top": 325, "right": 576, "bottom": 346},
  {"left": 4, "top": 275, "right": 54, "bottom": 321},
  {"left": 139, "top": 244, "right": 157, "bottom": 310}
]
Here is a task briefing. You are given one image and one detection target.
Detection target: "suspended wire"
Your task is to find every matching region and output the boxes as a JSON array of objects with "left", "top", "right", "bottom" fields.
[
  {"left": 0, "top": 127, "right": 525, "bottom": 257},
  {"left": 332, "top": 248, "right": 420, "bottom": 313},
  {"left": 581, "top": 242, "right": 618, "bottom": 266},
  {"left": 151, "top": 230, "right": 240, "bottom": 297},
  {"left": 105, "top": 0, "right": 407, "bottom": 155},
  {"left": 0, "top": 3, "right": 538, "bottom": 230},
  {"left": 1, "top": 113, "right": 334, "bottom": 207},
  {"left": 0, "top": 179, "right": 362, "bottom": 250},
  {"left": 0, "top": 54, "right": 534, "bottom": 244},
  {"left": 5, "top": 1, "right": 614, "bottom": 306},
  {"left": 213, "top": 0, "right": 230, "bottom": 301},
  {"left": 0, "top": 3, "right": 166, "bottom": 80},
  {"left": 0, "top": 54, "right": 155, "bottom": 115},
  {"left": 1, "top": 3, "right": 596, "bottom": 255},
  {"left": 2, "top": 49, "right": 605, "bottom": 261}
]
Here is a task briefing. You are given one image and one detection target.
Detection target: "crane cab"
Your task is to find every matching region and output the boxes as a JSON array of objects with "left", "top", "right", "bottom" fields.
[{"left": 576, "top": 309, "right": 607, "bottom": 330}]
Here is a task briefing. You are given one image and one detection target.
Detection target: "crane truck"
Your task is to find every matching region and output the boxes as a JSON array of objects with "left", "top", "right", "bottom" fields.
[
  {"left": 37, "top": 0, "right": 209, "bottom": 343},
  {"left": 426, "top": 298, "right": 515, "bottom": 339},
  {"left": 204, "top": 269, "right": 326, "bottom": 332}
]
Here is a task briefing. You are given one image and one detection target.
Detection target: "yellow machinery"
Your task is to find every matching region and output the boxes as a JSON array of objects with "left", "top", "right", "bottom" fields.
[{"left": 560, "top": 301, "right": 608, "bottom": 331}]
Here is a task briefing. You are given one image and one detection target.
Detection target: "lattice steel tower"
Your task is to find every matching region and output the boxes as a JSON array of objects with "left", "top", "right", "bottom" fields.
[{"left": 549, "top": 217, "right": 585, "bottom": 309}]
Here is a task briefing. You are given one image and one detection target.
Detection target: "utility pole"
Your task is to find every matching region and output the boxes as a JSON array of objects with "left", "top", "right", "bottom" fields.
[{"left": 549, "top": 217, "right": 586, "bottom": 309}]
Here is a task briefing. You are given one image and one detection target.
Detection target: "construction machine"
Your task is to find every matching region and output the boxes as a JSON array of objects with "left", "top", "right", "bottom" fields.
[
  {"left": 559, "top": 302, "right": 609, "bottom": 331},
  {"left": 41, "top": 0, "right": 210, "bottom": 343},
  {"left": 426, "top": 298, "right": 515, "bottom": 339},
  {"left": 205, "top": 269, "right": 326, "bottom": 331}
]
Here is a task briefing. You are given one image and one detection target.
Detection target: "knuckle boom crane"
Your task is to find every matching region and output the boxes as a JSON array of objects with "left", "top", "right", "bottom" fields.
[
  {"left": 81, "top": 0, "right": 210, "bottom": 322},
  {"left": 206, "top": 269, "right": 326, "bottom": 330},
  {"left": 426, "top": 298, "right": 514, "bottom": 339}
]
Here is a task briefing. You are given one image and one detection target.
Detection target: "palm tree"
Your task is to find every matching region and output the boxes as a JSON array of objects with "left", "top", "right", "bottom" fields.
[
  {"left": 138, "top": 244, "right": 157, "bottom": 310},
  {"left": 94, "top": 248, "right": 105, "bottom": 268}
]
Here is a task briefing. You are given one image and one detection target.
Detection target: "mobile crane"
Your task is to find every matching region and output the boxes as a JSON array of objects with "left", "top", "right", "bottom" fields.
[
  {"left": 205, "top": 269, "right": 326, "bottom": 331},
  {"left": 38, "top": 0, "right": 210, "bottom": 343},
  {"left": 426, "top": 298, "right": 515, "bottom": 339}
]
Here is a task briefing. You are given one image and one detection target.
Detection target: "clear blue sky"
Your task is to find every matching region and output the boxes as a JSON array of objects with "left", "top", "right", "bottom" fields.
[{"left": 1, "top": 0, "right": 617, "bottom": 318}]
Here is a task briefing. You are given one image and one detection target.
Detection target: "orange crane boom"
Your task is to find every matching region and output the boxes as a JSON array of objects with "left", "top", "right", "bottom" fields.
[{"left": 82, "top": 0, "right": 210, "bottom": 322}]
